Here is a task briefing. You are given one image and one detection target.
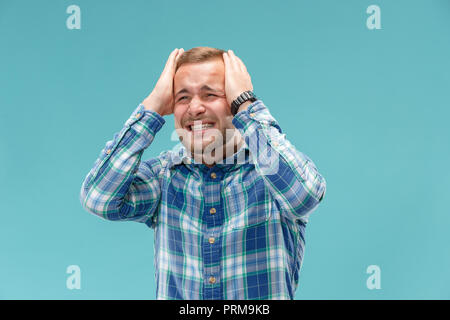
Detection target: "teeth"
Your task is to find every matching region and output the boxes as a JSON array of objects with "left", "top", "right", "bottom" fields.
[{"left": 191, "top": 123, "right": 214, "bottom": 131}]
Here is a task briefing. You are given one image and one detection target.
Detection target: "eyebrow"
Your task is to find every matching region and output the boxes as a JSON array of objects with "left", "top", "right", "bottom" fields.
[{"left": 175, "top": 85, "right": 220, "bottom": 97}]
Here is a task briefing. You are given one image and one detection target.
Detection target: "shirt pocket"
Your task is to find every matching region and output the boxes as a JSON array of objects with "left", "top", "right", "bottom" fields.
[{"left": 224, "top": 176, "right": 272, "bottom": 230}]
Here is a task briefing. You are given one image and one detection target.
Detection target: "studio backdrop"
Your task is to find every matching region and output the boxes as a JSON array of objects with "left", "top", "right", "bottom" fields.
[{"left": 0, "top": 0, "right": 449, "bottom": 299}]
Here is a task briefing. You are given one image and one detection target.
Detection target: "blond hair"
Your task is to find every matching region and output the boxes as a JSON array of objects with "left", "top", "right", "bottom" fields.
[{"left": 176, "top": 47, "right": 226, "bottom": 72}]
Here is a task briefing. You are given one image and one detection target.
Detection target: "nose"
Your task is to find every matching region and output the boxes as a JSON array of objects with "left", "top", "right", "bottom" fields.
[{"left": 187, "top": 96, "right": 206, "bottom": 117}]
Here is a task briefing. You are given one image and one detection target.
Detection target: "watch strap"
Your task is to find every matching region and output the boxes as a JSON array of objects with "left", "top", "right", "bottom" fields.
[{"left": 231, "top": 91, "right": 257, "bottom": 116}]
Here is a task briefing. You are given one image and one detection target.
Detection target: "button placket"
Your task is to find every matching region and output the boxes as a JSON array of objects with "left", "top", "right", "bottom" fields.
[{"left": 201, "top": 169, "right": 223, "bottom": 298}]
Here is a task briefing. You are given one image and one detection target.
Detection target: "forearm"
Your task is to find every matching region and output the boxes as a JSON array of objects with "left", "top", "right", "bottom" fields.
[
  {"left": 232, "top": 100, "right": 326, "bottom": 220},
  {"left": 80, "top": 104, "right": 165, "bottom": 222},
  {"left": 141, "top": 94, "right": 166, "bottom": 115}
]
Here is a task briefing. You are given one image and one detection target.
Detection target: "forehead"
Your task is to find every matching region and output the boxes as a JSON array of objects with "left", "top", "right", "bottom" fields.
[{"left": 174, "top": 59, "right": 224, "bottom": 91}]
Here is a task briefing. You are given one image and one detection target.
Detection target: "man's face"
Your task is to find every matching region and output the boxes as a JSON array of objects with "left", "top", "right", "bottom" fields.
[{"left": 173, "top": 58, "right": 237, "bottom": 158}]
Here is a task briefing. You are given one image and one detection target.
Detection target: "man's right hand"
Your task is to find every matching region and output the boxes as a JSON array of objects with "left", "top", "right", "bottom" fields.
[{"left": 142, "top": 48, "right": 184, "bottom": 116}]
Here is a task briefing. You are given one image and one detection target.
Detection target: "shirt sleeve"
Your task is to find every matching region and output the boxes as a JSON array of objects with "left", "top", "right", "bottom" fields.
[
  {"left": 232, "top": 100, "right": 327, "bottom": 223},
  {"left": 79, "top": 104, "right": 166, "bottom": 228}
]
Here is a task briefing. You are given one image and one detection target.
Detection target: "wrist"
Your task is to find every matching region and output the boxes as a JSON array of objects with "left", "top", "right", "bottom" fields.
[
  {"left": 236, "top": 101, "right": 252, "bottom": 114},
  {"left": 142, "top": 95, "right": 163, "bottom": 115},
  {"left": 231, "top": 90, "right": 257, "bottom": 116}
]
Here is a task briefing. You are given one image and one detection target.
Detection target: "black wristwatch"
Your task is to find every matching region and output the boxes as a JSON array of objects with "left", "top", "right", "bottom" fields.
[{"left": 231, "top": 91, "right": 257, "bottom": 116}]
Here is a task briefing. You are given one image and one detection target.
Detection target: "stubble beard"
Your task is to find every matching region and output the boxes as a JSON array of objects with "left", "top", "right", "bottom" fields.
[{"left": 186, "top": 127, "right": 244, "bottom": 166}]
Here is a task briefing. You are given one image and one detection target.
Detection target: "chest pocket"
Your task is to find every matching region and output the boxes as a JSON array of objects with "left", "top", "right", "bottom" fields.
[{"left": 223, "top": 174, "right": 272, "bottom": 230}]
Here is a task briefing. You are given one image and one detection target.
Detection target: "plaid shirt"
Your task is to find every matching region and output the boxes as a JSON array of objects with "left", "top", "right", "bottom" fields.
[{"left": 80, "top": 100, "right": 326, "bottom": 300}]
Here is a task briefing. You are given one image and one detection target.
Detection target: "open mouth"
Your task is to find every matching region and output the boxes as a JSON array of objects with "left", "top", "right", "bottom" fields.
[{"left": 185, "top": 121, "right": 216, "bottom": 133}]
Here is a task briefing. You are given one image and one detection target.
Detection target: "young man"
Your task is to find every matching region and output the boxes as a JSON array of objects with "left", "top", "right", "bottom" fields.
[{"left": 80, "top": 47, "right": 326, "bottom": 300}]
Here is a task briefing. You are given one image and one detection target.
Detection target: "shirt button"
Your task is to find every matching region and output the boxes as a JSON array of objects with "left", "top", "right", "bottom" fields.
[
  {"left": 106, "top": 149, "right": 111, "bottom": 154},
  {"left": 250, "top": 113, "right": 256, "bottom": 117},
  {"left": 210, "top": 172, "right": 217, "bottom": 179},
  {"left": 272, "top": 141, "right": 279, "bottom": 147},
  {"left": 209, "top": 208, "right": 216, "bottom": 215},
  {"left": 208, "top": 276, "right": 216, "bottom": 284},
  {"left": 208, "top": 237, "right": 215, "bottom": 244},
  {"left": 135, "top": 113, "right": 141, "bottom": 118}
]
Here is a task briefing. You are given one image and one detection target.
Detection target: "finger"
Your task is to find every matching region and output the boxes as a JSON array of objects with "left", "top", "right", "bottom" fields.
[
  {"left": 222, "top": 52, "right": 230, "bottom": 71},
  {"left": 169, "top": 48, "right": 180, "bottom": 66},
  {"left": 227, "top": 49, "right": 242, "bottom": 72},
  {"left": 164, "top": 48, "right": 179, "bottom": 70},
  {"left": 177, "top": 48, "right": 184, "bottom": 59},
  {"left": 235, "top": 55, "right": 248, "bottom": 73},
  {"left": 229, "top": 50, "right": 247, "bottom": 73},
  {"left": 224, "top": 52, "right": 236, "bottom": 77},
  {"left": 169, "top": 48, "right": 184, "bottom": 73},
  {"left": 174, "top": 48, "right": 184, "bottom": 65}
]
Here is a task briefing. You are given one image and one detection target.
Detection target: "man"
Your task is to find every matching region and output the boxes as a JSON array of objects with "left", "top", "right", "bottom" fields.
[{"left": 80, "top": 47, "right": 326, "bottom": 300}]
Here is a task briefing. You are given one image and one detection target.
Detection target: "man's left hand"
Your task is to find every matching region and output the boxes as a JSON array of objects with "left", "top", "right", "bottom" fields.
[{"left": 222, "top": 50, "right": 254, "bottom": 108}]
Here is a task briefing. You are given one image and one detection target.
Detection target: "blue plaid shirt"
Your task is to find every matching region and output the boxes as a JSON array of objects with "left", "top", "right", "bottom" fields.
[{"left": 80, "top": 100, "right": 326, "bottom": 299}]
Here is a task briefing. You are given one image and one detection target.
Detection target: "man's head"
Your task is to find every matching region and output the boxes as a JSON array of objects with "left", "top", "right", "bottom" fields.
[{"left": 173, "top": 47, "right": 241, "bottom": 164}]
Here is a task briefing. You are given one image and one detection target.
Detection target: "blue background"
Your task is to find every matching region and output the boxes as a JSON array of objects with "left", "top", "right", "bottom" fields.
[{"left": 1, "top": 0, "right": 449, "bottom": 299}]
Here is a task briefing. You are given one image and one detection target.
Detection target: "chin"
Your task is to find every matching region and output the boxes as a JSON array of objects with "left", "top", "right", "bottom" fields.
[{"left": 190, "top": 142, "right": 214, "bottom": 154}]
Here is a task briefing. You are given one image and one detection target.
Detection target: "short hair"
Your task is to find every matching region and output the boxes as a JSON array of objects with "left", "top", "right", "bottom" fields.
[{"left": 176, "top": 47, "right": 226, "bottom": 72}]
